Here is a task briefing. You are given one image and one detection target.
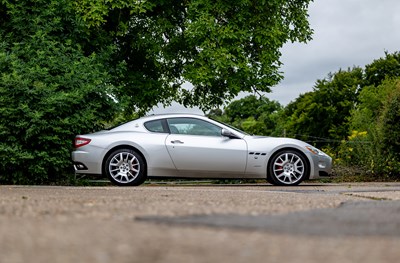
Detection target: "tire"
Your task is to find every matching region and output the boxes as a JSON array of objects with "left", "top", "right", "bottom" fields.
[
  {"left": 267, "top": 149, "right": 309, "bottom": 186},
  {"left": 105, "top": 149, "right": 146, "bottom": 186}
]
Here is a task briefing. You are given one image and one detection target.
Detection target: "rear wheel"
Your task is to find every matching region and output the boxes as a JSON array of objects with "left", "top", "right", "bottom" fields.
[
  {"left": 267, "top": 150, "right": 309, "bottom": 186},
  {"left": 105, "top": 149, "right": 146, "bottom": 186}
]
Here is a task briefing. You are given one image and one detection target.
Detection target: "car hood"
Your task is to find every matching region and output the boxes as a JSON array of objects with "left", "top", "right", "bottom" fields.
[{"left": 248, "top": 135, "right": 306, "bottom": 144}]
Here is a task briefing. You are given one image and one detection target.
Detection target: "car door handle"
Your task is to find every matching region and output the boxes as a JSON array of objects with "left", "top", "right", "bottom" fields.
[{"left": 171, "top": 140, "right": 184, "bottom": 144}]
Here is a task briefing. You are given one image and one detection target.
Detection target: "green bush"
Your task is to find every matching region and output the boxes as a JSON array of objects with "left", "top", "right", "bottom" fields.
[
  {"left": 377, "top": 81, "right": 400, "bottom": 176},
  {"left": 0, "top": 0, "right": 116, "bottom": 184},
  {"left": 338, "top": 78, "right": 400, "bottom": 178}
]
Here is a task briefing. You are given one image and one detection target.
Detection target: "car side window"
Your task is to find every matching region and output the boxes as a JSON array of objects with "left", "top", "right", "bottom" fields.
[
  {"left": 144, "top": 120, "right": 167, "bottom": 133},
  {"left": 167, "top": 118, "right": 222, "bottom": 137}
]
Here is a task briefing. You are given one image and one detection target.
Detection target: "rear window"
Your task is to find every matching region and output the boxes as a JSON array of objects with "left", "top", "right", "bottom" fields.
[{"left": 144, "top": 119, "right": 167, "bottom": 133}]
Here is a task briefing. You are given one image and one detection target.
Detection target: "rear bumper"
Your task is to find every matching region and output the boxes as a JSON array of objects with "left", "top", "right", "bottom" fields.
[{"left": 71, "top": 149, "right": 103, "bottom": 175}]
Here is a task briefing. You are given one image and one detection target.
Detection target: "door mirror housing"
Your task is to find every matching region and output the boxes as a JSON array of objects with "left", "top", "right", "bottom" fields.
[{"left": 221, "top": 129, "right": 240, "bottom": 139}]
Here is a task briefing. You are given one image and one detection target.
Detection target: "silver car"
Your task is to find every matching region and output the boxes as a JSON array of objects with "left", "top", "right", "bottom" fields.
[{"left": 72, "top": 114, "right": 332, "bottom": 186}]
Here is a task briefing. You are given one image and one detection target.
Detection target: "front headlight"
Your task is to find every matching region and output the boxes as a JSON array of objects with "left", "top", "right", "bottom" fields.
[{"left": 305, "top": 146, "right": 326, "bottom": 156}]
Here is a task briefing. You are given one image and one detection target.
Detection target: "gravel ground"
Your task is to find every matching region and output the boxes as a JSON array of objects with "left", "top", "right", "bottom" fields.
[{"left": 1, "top": 183, "right": 400, "bottom": 263}]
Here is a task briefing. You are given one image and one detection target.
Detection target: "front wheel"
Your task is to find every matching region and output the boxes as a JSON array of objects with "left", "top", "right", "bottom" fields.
[
  {"left": 105, "top": 149, "right": 146, "bottom": 186},
  {"left": 267, "top": 150, "right": 309, "bottom": 186}
]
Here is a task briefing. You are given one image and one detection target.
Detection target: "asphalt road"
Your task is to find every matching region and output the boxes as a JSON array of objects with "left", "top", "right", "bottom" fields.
[{"left": 1, "top": 182, "right": 400, "bottom": 263}]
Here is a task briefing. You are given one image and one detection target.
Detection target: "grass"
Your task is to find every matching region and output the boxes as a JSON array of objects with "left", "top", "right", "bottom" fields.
[{"left": 316, "top": 164, "right": 400, "bottom": 183}]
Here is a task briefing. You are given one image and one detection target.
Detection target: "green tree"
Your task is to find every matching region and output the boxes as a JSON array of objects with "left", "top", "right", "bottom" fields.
[
  {"left": 209, "top": 95, "right": 282, "bottom": 136},
  {"left": 364, "top": 51, "right": 400, "bottom": 87},
  {"left": 378, "top": 81, "right": 400, "bottom": 176},
  {"left": 72, "top": 0, "right": 314, "bottom": 113},
  {"left": 342, "top": 53, "right": 400, "bottom": 176},
  {"left": 349, "top": 52, "right": 400, "bottom": 134},
  {"left": 0, "top": 0, "right": 314, "bottom": 183},
  {"left": 282, "top": 67, "right": 363, "bottom": 145},
  {"left": 344, "top": 78, "right": 400, "bottom": 177}
]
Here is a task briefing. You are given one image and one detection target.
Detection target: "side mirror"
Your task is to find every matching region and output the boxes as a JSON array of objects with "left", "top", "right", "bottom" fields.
[{"left": 221, "top": 129, "right": 240, "bottom": 139}]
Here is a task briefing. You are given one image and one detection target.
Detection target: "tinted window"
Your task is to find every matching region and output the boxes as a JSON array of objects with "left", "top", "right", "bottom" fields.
[
  {"left": 167, "top": 118, "right": 222, "bottom": 136},
  {"left": 144, "top": 120, "right": 167, "bottom": 133}
]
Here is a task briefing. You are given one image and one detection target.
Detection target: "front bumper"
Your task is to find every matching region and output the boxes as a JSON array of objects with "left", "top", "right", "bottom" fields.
[{"left": 309, "top": 154, "right": 333, "bottom": 179}]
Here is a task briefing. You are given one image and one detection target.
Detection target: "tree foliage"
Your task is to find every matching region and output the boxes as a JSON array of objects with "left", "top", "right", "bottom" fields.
[
  {"left": 281, "top": 67, "right": 363, "bottom": 145},
  {"left": 380, "top": 81, "right": 400, "bottom": 153},
  {"left": 71, "top": 0, "right": 314, "bottom": 113},
  {"left": 0, "top": 0, "right": 314, "bottom": 183},
  {"left": 337, "top": 79, "right": 400, "bottom": 177},
  {"left": 281, "top": 52, "right": 400, "bottom": 147},
  {"left": 364, "top": 51, "right": 400, "bottom": 87},
  {"left": 0, "top": 0, "right": 116, "bottom": 183},
  {"left": 208, "top": 95, "right": 282, "bottom": 136}
]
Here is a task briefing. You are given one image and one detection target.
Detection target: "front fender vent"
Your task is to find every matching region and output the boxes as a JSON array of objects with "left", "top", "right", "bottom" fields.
[{"left": 249, "top": 152, "right": 267, "bottom": 156}]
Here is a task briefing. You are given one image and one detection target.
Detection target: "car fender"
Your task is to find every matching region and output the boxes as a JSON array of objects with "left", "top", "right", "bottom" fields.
[
  {"left": 264, "top": 143, "right": 315, "bottom": 179},
  {"left": 244, "top": 136, "right": 315, "bottom": 178},
  {"left": 102, "top": 133, "right": 175, "bottom": 174}
]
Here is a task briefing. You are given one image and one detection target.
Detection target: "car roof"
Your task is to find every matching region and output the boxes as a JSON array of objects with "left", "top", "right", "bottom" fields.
[
  {"left": 110, "top": 113, "right": 209, "bottom": 132},
  {"left": 139, "top": 113, "right": 207, "bottom": 121}
]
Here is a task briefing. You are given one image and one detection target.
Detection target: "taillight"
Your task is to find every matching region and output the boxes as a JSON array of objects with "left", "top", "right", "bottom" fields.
[{"left": 74, "top": 137, "right": 91, "bottom": 148}]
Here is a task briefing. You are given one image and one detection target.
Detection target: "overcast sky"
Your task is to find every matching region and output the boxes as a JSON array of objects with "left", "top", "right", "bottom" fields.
[{"left": 150, "top": 0, "right": 400, "bottom": 114}]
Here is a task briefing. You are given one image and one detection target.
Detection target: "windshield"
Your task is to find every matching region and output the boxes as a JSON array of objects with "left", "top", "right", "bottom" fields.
[{"left": 210, "top": 118, "right": 250, "bottom": 136}]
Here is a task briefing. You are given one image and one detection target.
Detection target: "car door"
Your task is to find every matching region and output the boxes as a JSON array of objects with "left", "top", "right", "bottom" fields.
[{"left": 165, "top": 117, "right": 247, "bottom": 176}]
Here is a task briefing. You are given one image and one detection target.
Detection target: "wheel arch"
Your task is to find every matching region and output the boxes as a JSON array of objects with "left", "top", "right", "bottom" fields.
[
  {"left": 102, "top": 145, "right": 148, "bottom": 176},
  {"left": 266, "top": 147, "right": 312, "bottom": 181}
]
